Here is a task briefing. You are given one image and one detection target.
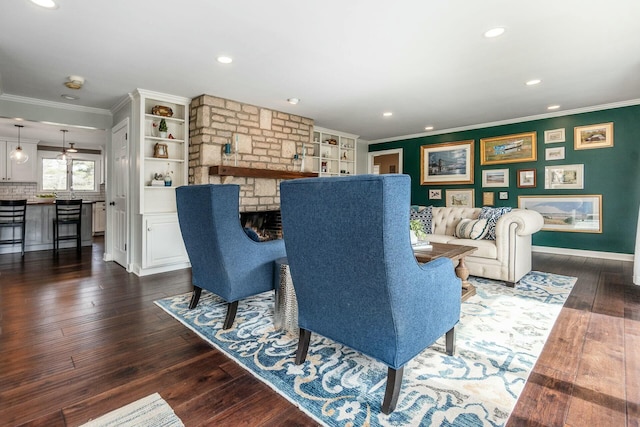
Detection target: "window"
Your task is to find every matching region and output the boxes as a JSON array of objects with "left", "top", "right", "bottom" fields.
[{"left": 39, "top": 151, "right": 102, "bottom": 192}]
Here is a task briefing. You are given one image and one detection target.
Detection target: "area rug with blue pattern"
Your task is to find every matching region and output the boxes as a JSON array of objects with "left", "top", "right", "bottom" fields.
[{"left": 155, "top": 271, "right": 576, "bottom": 427}]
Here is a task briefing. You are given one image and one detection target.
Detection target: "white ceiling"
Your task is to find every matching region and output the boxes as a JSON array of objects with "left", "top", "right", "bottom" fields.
[{"left": 1, "top": 0, "right": 639, "bottom": 146}]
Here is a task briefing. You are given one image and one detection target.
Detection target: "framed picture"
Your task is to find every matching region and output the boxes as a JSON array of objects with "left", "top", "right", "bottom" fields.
[
  {"left": 518, "top": 195, "right": 602, "bottom": 233},
  {"left": 482, "top": 168, "right": 509, "bottom": 187},
  {"left": 153, "top": 143, "right": 169, "bottom": 158},
  {"left": 420, "top": 140, "right": 474, "bottom": 185},
  {"left": 482, "top": 191, "right": 495, "bottom": 206},
  {"left": 499, "top": 191, "right": 509, "bottom": 200},
  {"left": 480, "top": 131, "right": 537, "bottom": 165},
  {"left": 544, "top": 128, "right": 566, "bottom": 144},
  {"left": 517, "top": 169, "right": 537, "bottom": 188},
  {"left": 544, "top": 164, "right": 584, "bottom": 189},
  {"left": 574, "top": 122, "right": 614, "bottom": 150},
  {"left": 445, "top": 189, "right": 475, "bottom": 208},
  {"left": 428, "top": 189, "right": 442, "bottom": 200},
  {"left": 545, "top": 146, "right": 565, "bottom": 161}
]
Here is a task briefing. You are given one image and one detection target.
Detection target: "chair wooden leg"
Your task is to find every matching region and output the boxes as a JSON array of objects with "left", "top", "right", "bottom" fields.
[
  {"left": 382, "top": 366, "right": 404, "bottom": 414},
  {"left": 222, "top": 300, "right": 239, "bottom": 329},
  {"left": 188, "top": 286, "right": 202, "bottom": 309},
  {"left": 295, "top": 328, "right": 311, "bottom": 365},
  {"left": 446, "top": 326, "right": 456, "bottom": 356}
]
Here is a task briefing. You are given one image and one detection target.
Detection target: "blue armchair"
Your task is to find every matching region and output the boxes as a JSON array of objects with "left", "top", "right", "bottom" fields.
[
  {"left": 280, "top": 174, "right": 461, "bottom": 414},
  {"left": 176, "top": 184, "right": 286, "bottom": 329}
]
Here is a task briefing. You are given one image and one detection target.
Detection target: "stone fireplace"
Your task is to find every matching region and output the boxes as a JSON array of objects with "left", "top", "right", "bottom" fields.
[{"left": 188, "top": 95, "right": 314, "bottom": 212}]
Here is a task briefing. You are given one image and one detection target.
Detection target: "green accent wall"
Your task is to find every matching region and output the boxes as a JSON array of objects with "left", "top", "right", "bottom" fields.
[{"left": 370, "top": 104, "right": 640, "bottom": 255}]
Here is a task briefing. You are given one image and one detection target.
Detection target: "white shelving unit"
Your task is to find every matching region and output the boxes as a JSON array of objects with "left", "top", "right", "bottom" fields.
[
  {"left": 131, "top": 89, "right": 189, "bottom": 276},
  {"left": 306, "top": 127, "right": 358, "bottom": 176}
]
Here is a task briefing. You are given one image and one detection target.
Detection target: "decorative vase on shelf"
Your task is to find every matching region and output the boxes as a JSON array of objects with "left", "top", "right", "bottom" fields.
[{"left": 159, "top": 119, "right": 168, "bottom": 139}]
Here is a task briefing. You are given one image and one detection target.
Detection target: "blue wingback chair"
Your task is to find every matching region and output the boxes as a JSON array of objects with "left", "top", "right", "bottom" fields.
[
  {"left": 280, "top": 174, "right": 461, "bottom": 414},
  {"left": 176, "top": 184, "right": 286, "bottom": 329}
]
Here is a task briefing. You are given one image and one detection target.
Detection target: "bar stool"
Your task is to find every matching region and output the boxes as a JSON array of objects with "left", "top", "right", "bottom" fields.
[
  {"left": 53, "top": 199, "right": 83, "bottom": 252},
  {"left": 0, "top": 199, "right": 27, "bottom": 256}
]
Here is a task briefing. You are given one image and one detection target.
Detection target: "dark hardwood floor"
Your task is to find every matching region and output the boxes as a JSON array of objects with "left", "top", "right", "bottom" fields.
[{"left": 0, "top": 239, "right": 637, "bottom": 426}]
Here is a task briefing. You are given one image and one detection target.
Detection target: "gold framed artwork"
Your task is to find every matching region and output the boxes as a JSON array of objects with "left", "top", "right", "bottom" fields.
[
  {"left": 420, "top": 140, "right": 474, "bottom": 185},
  {"left": 574, "top": 122, "right": 613, "bottom": 150},
  {"left": 445, "top": 189, "right": 475, "bottom": 208},
  {"left": 482, "top": 191, "right": 495, "bottom": 206},
  {"left": 480, "top": 131, "right": 537, "bottom": 165},
  {"left": 153, "top": 143, "right": 169, "bottom": 158},
  {"left": 518, "top": 195, "right": 602, "bottom": 233}
]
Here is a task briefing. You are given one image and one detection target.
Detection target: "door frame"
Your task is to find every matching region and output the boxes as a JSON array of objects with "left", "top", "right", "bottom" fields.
[
  {"left": 106, "top": 117, "right": 130, "bottom": 269},
  {"left": 368, "top": 148, "right": 403, "bottom": 174}
]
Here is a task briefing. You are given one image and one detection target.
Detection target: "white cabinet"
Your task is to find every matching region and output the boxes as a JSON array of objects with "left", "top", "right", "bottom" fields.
[
  {"left": 92, "top": 201, "right": 106, "bottom": 235},
  {"left": 0, "top": 141, "right": 38, "bottom": 182},
  {"left": 143, "top": 214, "right": 188, "bottom": 268},
  {"left": 307, "top": 128, "right": 358, "bottom": 176},
  {"left": 130, "top": 89, "right": 190, "bottom": 276}
]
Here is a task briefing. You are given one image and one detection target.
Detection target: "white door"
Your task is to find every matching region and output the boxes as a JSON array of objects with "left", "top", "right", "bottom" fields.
[{"left": 111, "top": 121, "right": 129, "bottom": 268}]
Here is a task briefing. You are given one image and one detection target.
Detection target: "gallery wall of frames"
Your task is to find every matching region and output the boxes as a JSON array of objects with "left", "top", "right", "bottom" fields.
[{"left": 369, "top": 103, "right": 640, "bottom": 254}]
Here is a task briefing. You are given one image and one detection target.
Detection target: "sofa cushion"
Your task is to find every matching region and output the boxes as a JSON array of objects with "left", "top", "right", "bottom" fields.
[
  {"left": 455, "top": 218, "right": 489, "bottom": 240},
  {"left": 478, "top": 206, "right": 512, "bottom": 240},
  {"left": 410, "top": 205, "right": 433, "bottom": 234},
  {"left": 424, "top": 234, "right": 454, "bottom": 244},
  {"left": 447, "top": 238, "right": 498, "bottom": 259}
]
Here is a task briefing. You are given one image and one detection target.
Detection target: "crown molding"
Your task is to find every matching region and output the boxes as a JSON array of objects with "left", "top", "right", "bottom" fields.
[
  {"left": 368, "top": 98, "right": 640, "bottom": 145},
  {"left": 0, "top": 93, "right": 112, "bottom": 116}
]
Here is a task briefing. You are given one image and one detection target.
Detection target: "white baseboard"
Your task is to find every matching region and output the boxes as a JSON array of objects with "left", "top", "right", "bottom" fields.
[{"left": 533, "top": 245, "right": 634, "bottom": 262}]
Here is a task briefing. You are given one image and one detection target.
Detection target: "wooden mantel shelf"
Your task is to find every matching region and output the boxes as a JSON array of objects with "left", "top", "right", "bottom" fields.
[{"left": 209, "top": 165, "right": 318, "bottom": 180}]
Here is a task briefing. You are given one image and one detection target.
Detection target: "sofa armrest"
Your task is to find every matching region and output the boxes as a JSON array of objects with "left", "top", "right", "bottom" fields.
[{"left": 495, "top": 209, "right": 544, "bottom": 237}]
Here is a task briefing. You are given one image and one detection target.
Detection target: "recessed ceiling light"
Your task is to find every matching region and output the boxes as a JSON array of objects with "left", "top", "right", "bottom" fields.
[
  {"left": 287, "top": 98, "right": 299, "bottom": 105},
  {"left": 30, "top": 0, "right": 58, "bottom": 8},
  {"left": 484, "top": 27, "right": 505, "bottom": 38},
  {"left": 547, "top": 105, "right": 561, "bottom": 110},
  {"left": 217, "top": 56, "right": 233, "bottom": 64},
  {"left": 61, "top": 94, "right": 78, "bottom": 100},
  {"left": 424, "top": 126, "right": 434, "bottom": 131},
  {"left": 526, "top": 79, "right": 542, "bottom": 86},
  {"left": 383, "top": 112, "right": 393, "bottom": 117}
]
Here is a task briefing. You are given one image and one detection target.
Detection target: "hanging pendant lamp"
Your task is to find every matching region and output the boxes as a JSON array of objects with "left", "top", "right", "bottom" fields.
[
  {"left": 10, "top": 124, "right": 29, "bottom": 165},
  {"left": 57, "top": 129, "right": 72, "bottom": 165}
]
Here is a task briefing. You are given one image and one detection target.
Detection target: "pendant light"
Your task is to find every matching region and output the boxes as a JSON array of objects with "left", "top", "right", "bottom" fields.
[
  {"left": 67, "top": 142, "right": 78, "bottom": 153},
  {"left": 10, "top": 124, "right": 29, "bottom": 165},
  {"left": 57, "top": 129, "right": 72, "bottom": 165}
]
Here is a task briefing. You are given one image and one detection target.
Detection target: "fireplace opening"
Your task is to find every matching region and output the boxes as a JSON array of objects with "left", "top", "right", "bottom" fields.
[{"left": 240, "top": 210, "right": 282, "bottom": 241}]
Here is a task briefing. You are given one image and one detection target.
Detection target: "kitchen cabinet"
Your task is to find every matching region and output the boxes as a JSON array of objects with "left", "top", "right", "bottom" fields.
[
  {"left": 93, "top": 201, "right": 106, "bottom": 235},
  {"left": 0, "top": 141, "right": 38, "bottom": 182}
]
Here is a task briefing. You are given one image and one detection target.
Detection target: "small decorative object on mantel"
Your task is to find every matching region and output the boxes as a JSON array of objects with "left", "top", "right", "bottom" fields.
[
  {"left": 151, "top": 105, "right": 173, "bottom": 117},
  {"left": 153, "top": 143, "right": 168, "bottom": 158},
  {"left": 151, "top": 173, "right": 165, "bottom": 187}
]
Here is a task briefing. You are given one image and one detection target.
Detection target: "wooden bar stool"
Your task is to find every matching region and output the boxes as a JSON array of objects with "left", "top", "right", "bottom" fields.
[
  {"left": 0, "top": 199, "right": 27, "bottom": 256},
  {"left": 53, "top": 199, "right": 83, "bottom": 252}
]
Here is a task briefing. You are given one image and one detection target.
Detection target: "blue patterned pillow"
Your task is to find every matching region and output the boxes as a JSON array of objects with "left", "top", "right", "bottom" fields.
[
  {"left": 478, "top": 206, "right": 512, "bottom": 240},
  {"left": 410, "top": 205, "right": 433, "bottom": 234}
]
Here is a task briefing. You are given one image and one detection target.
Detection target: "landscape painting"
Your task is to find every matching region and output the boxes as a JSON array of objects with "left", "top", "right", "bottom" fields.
[
  {"left": 420, "top": 140, "right": 474, "bottom": 185},
  {"left": 518, "top": 195, "right": 602, "bottom": 233},
  {"left": 480, "top": 132, "right": 537, "bottom": 165}
]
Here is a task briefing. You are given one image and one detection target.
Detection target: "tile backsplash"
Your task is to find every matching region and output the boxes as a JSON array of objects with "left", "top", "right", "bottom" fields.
[{"left": 0, "top": 182, "right": 105, "bottom": 202}]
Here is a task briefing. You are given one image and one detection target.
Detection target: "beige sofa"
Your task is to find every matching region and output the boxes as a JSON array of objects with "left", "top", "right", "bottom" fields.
[{"left": 420, "top": 207, "right": 544, "bottom": 285}]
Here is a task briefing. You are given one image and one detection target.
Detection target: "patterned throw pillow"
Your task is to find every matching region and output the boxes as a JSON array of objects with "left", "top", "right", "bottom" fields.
[
  {"left": 455, "top": 218, "right": 490, "bottom": 240},
  {"left": 410, "top": 205, "right": 433, "bottom": 234},
  {"left": 478, "top": 206, "right": 512, "bottom": 240}
]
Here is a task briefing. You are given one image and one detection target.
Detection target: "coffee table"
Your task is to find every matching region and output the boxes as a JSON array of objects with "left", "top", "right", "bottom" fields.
[{"left": 413, "top": 242, "right": 477, "bottom": 301}]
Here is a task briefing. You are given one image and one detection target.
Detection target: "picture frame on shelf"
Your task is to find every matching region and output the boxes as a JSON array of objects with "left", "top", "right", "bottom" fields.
[
  {"left": 482, "top": 168, "right": 509, "bottom": 187},
  {"left": 153, "top": 143, "right": 168, "bottom": 158},
  {"left": 480, "top": 131, "right": 537, "bottom": 165},
  {"left": 428, "top": 189, "right": 442, "bottom": 200},
  {"left": 420, "top": 140, "right": 474, "bottom": 185},
  {"left": 544, "top": 164, "right": 584, "bottom": 189},
  {"left": 517, "top": 169, "right": 536, "bottom": 188},
  {"left": 482, "top": 191, "right": 495, "bottom": 206},
  {"left": 574, "top": 122, "right": 613, "bottom": 150},
  {"left": 518, "top": 195, "right": 602, "bottom": 233},
  {"left": 545, "top": 146, "right": 565, "bottom": 161},
  {"left": 445, "top": 189, "right": 475, "bottom": 208},
  {"left": 499, "top": 191, "right": 509, "bottom": 200},
  {"left": 544, "top": 128, "right": 565, "bottom": 144}
]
